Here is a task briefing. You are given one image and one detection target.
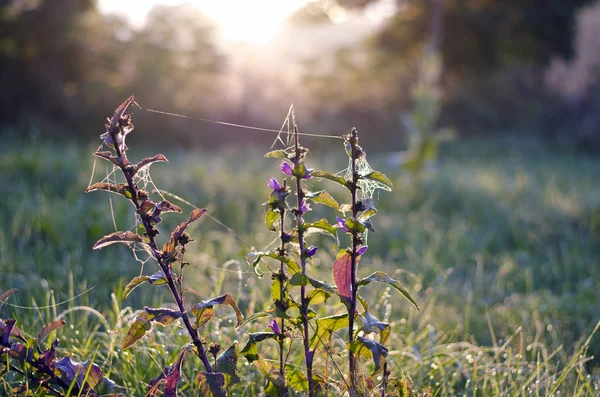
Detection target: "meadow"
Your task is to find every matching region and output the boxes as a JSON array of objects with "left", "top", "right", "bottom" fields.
[{"left": 1, "top": 132, "right": 599, "bottom": 396}]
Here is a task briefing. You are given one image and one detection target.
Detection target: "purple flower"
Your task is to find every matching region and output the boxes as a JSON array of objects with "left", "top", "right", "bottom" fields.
[
  {"left": 280, "top": 161, "right": 293, "bottom": 176},
  {"left": 299, "top": 199, "right": 311, "bottom": 214},
  {"left": 305, "top": 245, "right": 318, "bottom": 257},
  {"left": 356, "top": 246, "right": 368, "bottom": 256},
  {"left": 267, "top": 177, "right": 282, "bottom": 191},
  {"left": 336, "top": 217, "right": 349, "bottom": 233},
  {"left": 268, "top": 319, "right": 281, "bottom": 334},
  {"left": 303, "top": 167, "right": 314, "bottom": 179}
]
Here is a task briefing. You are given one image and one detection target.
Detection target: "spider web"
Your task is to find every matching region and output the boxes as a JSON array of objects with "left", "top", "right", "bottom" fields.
[
  {"left": 344, "top": 152, "right": 391, "bottom": 200},
  {"left": 88, "top": 143, "right": 166, "bottom": 273},
  {"left": 271, "top": 104, "right": 296, "bottom": 149}
]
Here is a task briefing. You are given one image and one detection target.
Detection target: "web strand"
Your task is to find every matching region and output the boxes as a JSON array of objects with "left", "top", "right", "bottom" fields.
[{"left": 140, "top": 106, "right": 343, "bottom": 140}]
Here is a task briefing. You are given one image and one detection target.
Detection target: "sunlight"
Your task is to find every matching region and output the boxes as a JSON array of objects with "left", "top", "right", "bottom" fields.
[{"left": 98, "top": 0, "right": 308, "bottom": 44}]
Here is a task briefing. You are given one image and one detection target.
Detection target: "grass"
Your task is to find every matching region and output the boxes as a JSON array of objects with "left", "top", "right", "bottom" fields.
[{"left": 1, "top": 135, "right": 599, "bottom": 395}]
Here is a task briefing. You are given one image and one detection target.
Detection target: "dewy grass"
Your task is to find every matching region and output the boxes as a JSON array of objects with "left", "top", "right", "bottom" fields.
[{"left": 1, "top": 98, "right": 599, "bottom": 396}]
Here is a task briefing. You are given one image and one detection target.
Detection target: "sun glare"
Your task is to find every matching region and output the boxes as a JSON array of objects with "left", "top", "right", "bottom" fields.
[{"left": 98, "top": 0, "right": 308, "bottom": 44}]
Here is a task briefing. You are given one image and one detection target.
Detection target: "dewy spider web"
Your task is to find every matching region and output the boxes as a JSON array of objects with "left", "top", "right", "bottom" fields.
[{"left": 88, "top": 142, "right": 167, "bottom": 272}]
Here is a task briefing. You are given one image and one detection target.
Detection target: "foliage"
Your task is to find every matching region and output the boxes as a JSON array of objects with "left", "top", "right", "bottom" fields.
[{"left": 1, "top": 119, "right": 599, "bottom": 395}]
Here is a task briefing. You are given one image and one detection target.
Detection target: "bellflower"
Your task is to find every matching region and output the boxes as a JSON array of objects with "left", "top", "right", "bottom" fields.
[
  {"left": 356, "top": 246, "right": 368, "bottom": 256},
  {"left": 267, "top": 177, "right": 283, "bottom": 191},
  {"left": 268, "top": 319, "right": 281, "bottom": 334},
  {"left": 299, "top": 199, "right": 311, "bottom": 214},
  {"left": 305, "top": 245, "right": 318, "bottom": 258},
  {"left": 280, "top": 161, "right": 293, "bottom": 176}
]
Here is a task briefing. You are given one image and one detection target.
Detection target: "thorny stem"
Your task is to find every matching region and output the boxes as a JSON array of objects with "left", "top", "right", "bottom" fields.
[
  {"left": 278, "top": 205, "right": 286, "bottom": 379},
  {"left": 293, "top": 125, "right": 315, "bottom": 396},
  {"left": 114, "top": 135, "right": 213, "bottom": 373},
  {"left": 348, "top": 128, "right": 359, "bottom": 393}
]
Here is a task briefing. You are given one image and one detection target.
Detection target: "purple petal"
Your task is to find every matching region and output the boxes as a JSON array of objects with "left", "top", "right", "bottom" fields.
[
  {"left": 336, "top": 217, "right": 349, "bottom": 233},
  {"left": 280, "top": 161, "right": 293, "bottom": 176},
  {"left": 300, "top": 199, "right": 311, "bottom": 214},
  {"left": 267, "top": 177, "right": 282, "bottom": 191},
  {"left": 268, "top": 319, "right": 280, "bottom": 334},
  {"left": 356, "top": 246, "right": 368, "bottom": 256},
  {"left": 306, "top": 245, "right": 318, "bottom": 257}
]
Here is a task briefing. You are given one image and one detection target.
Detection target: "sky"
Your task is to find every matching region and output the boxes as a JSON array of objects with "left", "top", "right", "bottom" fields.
[{"left": 97, "top": 0, "right": 310, "bottom": 44}]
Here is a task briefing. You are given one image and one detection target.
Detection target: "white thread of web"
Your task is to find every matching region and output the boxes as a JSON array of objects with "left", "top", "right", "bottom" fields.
[{"left": 271, "top": 104, "right": 295, "bottom": 149}]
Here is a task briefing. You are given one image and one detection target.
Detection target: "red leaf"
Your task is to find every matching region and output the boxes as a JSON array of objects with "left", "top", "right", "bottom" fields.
[{"left": 333, "top": 252, "right": 353, "bottom": 298}]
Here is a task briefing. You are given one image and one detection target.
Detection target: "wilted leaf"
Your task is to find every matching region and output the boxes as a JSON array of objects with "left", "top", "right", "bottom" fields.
[
  {"left": 216, "top": 342, "right": 240, "bottom": 385},
  {"left": 309, "top": 313, "right": 349, "bottom": 349},
  {"left": 305, "top": 191, "right": 339, "bottom": 210},
  {"left": 349, "top": 337, "right": 388, "bottom": 372},
  {"left": 37, "top": 320, "right": 65, "bottom": 348},
  {"left": 122, "top": 276, "right": 149, "bottom": 298},
  {"left": 85, "top": 182, "right": 134, "bottom": 199},
  {"left": 144, "top": 307, "right": 183, "bottom": 326},
  {"left": 195, "top": 372, "right": 227, "bottom": 397},
  {"left": 360, "top": 312, "right": 389, "bottom": 335},
  {"left": 361, "top": 171, "right": 393, "bottom": 191},
  {"left": 192, "top": 294, "right": 243, "bottom": 329},
  {"left": 333, "top": 252, "right": 353, "bottom": 299},
  {"left": 169, "top": 208, "right": 207, "bottom": 248},
  {"left": 0, "top": 289, "right": 17, "bottom": 309},
  {"left": 121, "top": 311, "right": 151, "bottom": 349},
  {"left": 240, "top": 332, "right": 276, "bottom": 362},
  {"left": 156, "top": 200, "right": 182, "bottom": 213},
  {"left": 93, "top": 231, "right": 143, "bottom": 250},
  {"left": 1, "top": 319, "right": 23, "bottom": 345},
  {"left": 312, "top": 170, "right": 352, "bottom": 190},
  {"left": 93, "top": 151, "right": 120, "bottom": 166},
  {"left": 358, "top": 272, "right": 419, "bottom": 310},
  {"left": 134, "top": 154, "right": 168, "bottom": 174},
  {"left": 148, "top": 271, "right": 168, "bottom": 286},
  {"left": 164, "top": 348, "right": 187, "bottom": 397},
  {"left": 55, "top": 357, "right": 104, "bottom": 390}
]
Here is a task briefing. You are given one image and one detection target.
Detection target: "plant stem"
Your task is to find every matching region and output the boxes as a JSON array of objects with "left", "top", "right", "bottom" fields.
[
  {"left": 116, "top": 150, "right": 213, "bottom": 373},
  {"left": 278, "top": 206, "right": 286, "bottom": 379},
  {"left": 348, "top": 128, "right": 359, "bottom": 393},
  {"left": 293, "top": 126, "right": 315, "bottom": 396}
]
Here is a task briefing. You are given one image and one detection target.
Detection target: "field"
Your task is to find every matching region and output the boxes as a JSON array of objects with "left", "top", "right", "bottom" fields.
[{"left": 1, "top": 135, "right": 599, "bottom": 396}]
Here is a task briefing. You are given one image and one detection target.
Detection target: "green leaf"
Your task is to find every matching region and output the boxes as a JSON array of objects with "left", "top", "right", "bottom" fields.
[
  {"left": 305, "top": 191, "right": 339, "bottom": 210},
  {"left": 239, "top": 310, "right": 270, "bottom": 328},
  {"left": 195, "top": 372, "right": 227, "bottom": 397},
  {"left": 192, "top": 294, "right": 243, "bottom": 328},
  {"left": 349, "top": 336, "right": 388, "bottom": 372},
  {"left": 309, "top": 313, "right": 349, "bottom": 349},
  {"left": 264, "top": 149, "right": 289, "bottom": 159},
  {"left": 302, "top": 218, "right": 337, "bottom": 238},
  {"left": 144, "top": 307, "right": 183, "bottom": 326},
  {"left": 289, "top": 273, "right": 337, "bottom": 296},
  {"left": 311, "top": 170, "right": 352, "bottom": 190},
  {"left": 358, "top": 272, "right": 419, "bottom": 310},
  {"left": 148, "top": 271, "right": 168, "bottom": 286},
  {"left": 216, "top": 342, "right": 240, "bottom": 385},
  {"left": 265, "top": 209, "right": 280, "bottom": 232},
  {"left": 254, "top": 359, "right": 287, "bottom": 396},
  {"left": 123, "top": 276, "right": 149, "bottom": 298},
  {"left": 85, "top": 182, "right": 134, "bottom": 199},
  {"left": 306, "top": 288, "right": 331, "bottom": 305},
  {"left": 362, "top": 171, "right": 392, "bottom": 191},
  {"left": 93, "top": 231, "right": 143, "bottom": 250},
  {"left": 122, "top": 311, "right": 151, "bottom": 349},
  {"left": 345, "top": 218, "right": 367, "bottom": 234},
  {"left": 246, "top": 251, "right": 301, "bottom": 275},
  {"left": 240, "top": 332, "right": 276, "bottom": 362}
]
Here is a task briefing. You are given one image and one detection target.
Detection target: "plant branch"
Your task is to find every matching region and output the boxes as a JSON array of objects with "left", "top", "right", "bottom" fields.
[
  {"left": 293, "top": 125, "right": 315, "bottom": 396},
  {"left": 348, "top": 128, "right": 359, "bottom": 393},
  {"left": 115, "top": 146, "right": 213, "bottom": 373},
  {"left": 278, "top": 205, "right": 286, "bottom": 379}
]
